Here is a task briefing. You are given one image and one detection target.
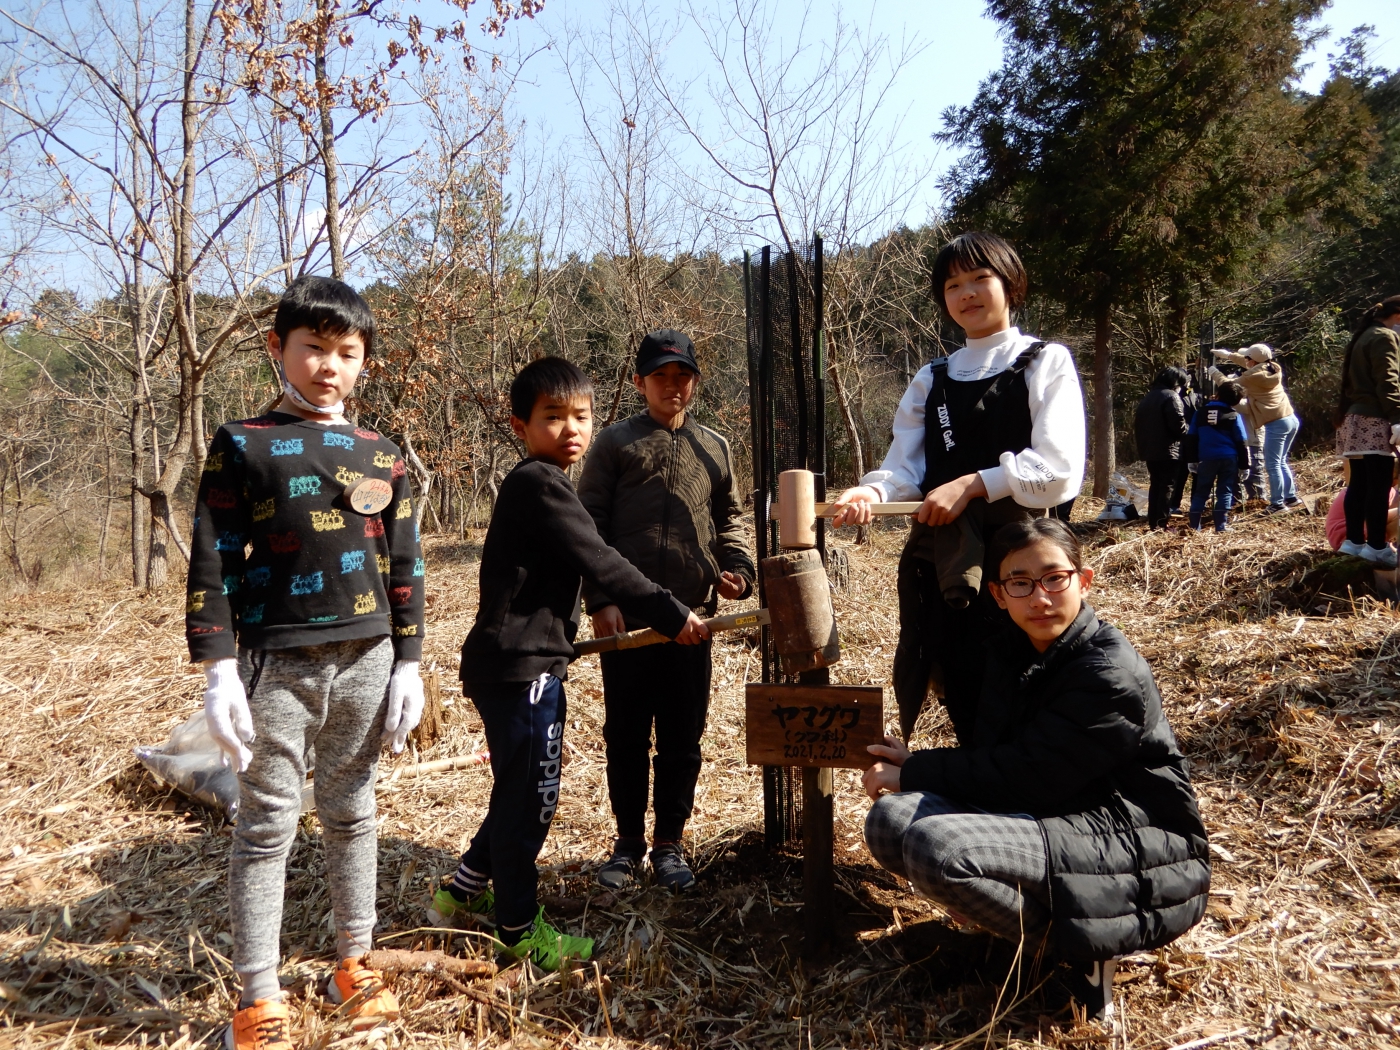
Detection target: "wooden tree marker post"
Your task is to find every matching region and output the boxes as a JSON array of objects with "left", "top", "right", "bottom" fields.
[{"left": 746, "top": 679, "right": 884, "bottom": 955}]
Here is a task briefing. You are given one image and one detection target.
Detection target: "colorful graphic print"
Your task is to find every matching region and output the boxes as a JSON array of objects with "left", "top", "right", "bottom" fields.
[
  {"left": 252, "top": 498, "right": 276, "bottom": 521},
  {"left": 289, "top": 475, "right": 321, "bottom": 498},
  {"left": 334, "top": 466, "right": 364, "bottom": 485},
  {"left": 270, "top": 438, "right": 304, "bottom": 456},
  {"left": 268, "top": 531, "right": 301, "bottom": 553},
  {"left": 206, "top": 488, "right": 238, "bottom": 509},
  {"left": 352, "top": 592, "right": 377, "bottom": 615},
  {"left": 215, "top": 531, "right": 245, "bottom": 552},
  {"left": 323, "top": 431, "right": 355, "bottom": 449},
  {"left": 364, "top": 517, "right": 385, "bottom": 538},
  {"left": 373, "top": 451, "right": 395, "bottom": 468},
  {"left": 290, "top": 572, "right": 324, "bottom": 595},
  {"left": 246, "top": 566, "right": 272, "bottom": 588},
  {"left": 341, "top": 550, "right": 366, "bottom": 573},
  {"left": 242, "top": 604, "right": 264, "bottom": 625},
  {"left": 204, "top": 453, "right": 224, "bottom": 473},
  {"left": 310, "top": 509, "right": 346, "bottom": 532},
  {"left": 376, "top": 554, "right": 391, "bottom": 574},
  {"left": 390, "top": 585, "right": 413, "bottom": 606}
]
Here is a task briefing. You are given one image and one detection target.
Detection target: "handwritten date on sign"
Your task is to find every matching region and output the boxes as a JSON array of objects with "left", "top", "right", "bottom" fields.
[{"left": 744, "top": 684, "right": 884, "bottom": 769}]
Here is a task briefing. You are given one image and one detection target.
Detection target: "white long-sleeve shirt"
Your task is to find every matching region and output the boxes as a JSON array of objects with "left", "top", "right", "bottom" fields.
[{"left": 859, "top": 327, "right": 1086, "bottom": 508}]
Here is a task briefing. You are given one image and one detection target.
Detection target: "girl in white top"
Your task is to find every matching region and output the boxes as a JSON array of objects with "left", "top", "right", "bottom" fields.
[{"left": 830, "top": 231, "right": 1086, "bottom": 741}]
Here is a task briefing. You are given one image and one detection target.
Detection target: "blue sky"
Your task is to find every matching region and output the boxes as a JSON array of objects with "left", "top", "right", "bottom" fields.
[{"left": 500, "top": 0, "right": 1400, "bottom": 239}]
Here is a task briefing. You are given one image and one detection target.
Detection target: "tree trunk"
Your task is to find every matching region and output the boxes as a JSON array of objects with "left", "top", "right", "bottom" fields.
[
  {"left": 1092, "top": 302, "right": 1115, "bottom": 499},
  {"left": 315, "top": 0, "right": 345, "bottom": 279},
  {"left": 827, "top": 354, "right": 866, "bottom": 483},
  {"left": 147, "top": 492, "right": 170, "bottom": 591},
  {"left": 129, "top": 394, "right": 149, "bottom": 587}
]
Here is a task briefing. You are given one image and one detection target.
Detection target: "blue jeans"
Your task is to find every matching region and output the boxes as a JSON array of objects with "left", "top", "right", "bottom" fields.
[
  {"left": 1263, "top": 414, "right": 1299, "bottom": 507},
  {"left": 1190, "top": 457, "right": 1236, "bottom": 531}
]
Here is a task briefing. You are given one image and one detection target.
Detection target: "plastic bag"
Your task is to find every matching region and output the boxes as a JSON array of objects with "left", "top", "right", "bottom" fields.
[
  {"left": 135, "top": 709, "right": 242, "bottom": 820},
  {"left": 1096, "top": 471, "right": 1147, "bottom": 522},
  {"left": 135, "top": 710, "right": 315, "bottom": 822}
]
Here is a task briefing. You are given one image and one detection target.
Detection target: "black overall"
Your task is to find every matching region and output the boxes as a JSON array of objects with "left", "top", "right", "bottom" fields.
[{"left": 894, "top": 344, "right": 1043, "bottom": 743}]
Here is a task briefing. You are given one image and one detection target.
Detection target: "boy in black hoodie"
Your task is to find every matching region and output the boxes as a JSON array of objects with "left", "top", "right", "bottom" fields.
[{"left": 430, "top": 357, "right": 708, "bottom": 971}]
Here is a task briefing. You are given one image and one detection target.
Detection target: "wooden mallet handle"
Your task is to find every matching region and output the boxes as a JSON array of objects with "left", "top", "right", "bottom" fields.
[
  {"left": 777, "top": 468, "right": 922, "bottom": 549},
  {"left": 574, "top": 608, "right": 771, "bottom": 656}
]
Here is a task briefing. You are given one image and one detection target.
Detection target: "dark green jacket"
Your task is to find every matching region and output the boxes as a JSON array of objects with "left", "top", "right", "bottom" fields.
[
  {"left": 1343, "top": 325, "right": 1400, "bottom": 423},
  {"left": 578, "top": 412, "right": 754, "bottom": 624}
]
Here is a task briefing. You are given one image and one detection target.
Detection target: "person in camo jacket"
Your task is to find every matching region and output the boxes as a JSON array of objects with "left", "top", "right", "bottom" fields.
[{"left": 185, "top": 276, "right": 425, "bottom": 1050}]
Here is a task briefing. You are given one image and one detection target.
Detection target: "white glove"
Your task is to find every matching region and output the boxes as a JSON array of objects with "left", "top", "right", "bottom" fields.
[
  {"left": 1206, "top": 366, "right": 1225, "bottom": 384},
  {"left": 203, "top": 658, "right": 254, "bottom": 772},
  {"left": 1210, "top": 348, "right": 1232, "bottom": 360},
  {"left": 382, "top": 660, "right": 424, "bottom": 753},
  {"left": 1391, "top": 424, "right": 1400, "bottom": 447}
]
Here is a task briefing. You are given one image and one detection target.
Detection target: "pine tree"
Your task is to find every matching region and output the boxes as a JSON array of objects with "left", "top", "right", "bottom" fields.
[{"left": 940, "top": 0, "right": 1350, "bottom": 496}]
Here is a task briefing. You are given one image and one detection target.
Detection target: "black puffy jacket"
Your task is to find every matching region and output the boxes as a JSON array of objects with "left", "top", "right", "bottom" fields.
[
  {"left": 1134, "top": 386, "right": 1190, "bottom": 461},
  {"left": 899, "top": 604, "right": 1210, "bottom": 961}
]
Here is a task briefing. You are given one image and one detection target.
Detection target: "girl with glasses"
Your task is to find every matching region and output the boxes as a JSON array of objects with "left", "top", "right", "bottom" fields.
[{"left": 860, "top": 517, "right": 1209, "bottom": 1022}]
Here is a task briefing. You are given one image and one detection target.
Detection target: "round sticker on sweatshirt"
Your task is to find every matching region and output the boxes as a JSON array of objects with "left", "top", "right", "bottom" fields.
[{"left": 346, "top": 477, "right": 393, "bottom": 515}]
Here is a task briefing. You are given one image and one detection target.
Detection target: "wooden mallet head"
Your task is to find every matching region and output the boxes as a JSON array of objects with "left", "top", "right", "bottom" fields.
[
  {"left": 776, "top": 468, "right": 923, "bottom": 548},
  {"left": 777, "top": 469, "right": 819, "bottom": 549}
]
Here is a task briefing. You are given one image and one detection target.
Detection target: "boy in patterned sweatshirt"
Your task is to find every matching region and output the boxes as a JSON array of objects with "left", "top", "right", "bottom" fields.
[{"left": 185, "top": 276, "right": 425, "bottom": 1050}]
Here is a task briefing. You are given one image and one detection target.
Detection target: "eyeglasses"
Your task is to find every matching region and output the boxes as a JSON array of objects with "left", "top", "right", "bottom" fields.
[{"left": 995, "top": 569, "right": 1080, "bottom": 598}]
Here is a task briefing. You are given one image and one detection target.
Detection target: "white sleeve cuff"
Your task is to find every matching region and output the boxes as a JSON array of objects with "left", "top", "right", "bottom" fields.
[{"left": 979, "top": 466, "right": 1013, "bottom": 504}]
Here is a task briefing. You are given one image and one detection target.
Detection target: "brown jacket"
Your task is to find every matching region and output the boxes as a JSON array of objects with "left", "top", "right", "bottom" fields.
[
  {"left": 1219, "top": 352, "right": 1293, "bottom": 430},
  {"left": 577, "top": 412, "right": 754, "bottom": 625},
  {"left": 1343, "top": 326, "right": 1400, "bottom": 424}
]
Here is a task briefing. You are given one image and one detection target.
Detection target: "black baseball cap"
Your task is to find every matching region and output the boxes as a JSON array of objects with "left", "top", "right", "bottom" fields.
[{"left": 636, "top": 329, "right": 701, "bottom": 377}]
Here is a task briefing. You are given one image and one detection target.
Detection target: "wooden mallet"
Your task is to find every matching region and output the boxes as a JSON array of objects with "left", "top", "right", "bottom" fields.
[
  {"left": 776, "top": 468, "right": 922, "bottom": 549},
  {"left": 574, "top": 608, "right": 771, "bottom": 655}
]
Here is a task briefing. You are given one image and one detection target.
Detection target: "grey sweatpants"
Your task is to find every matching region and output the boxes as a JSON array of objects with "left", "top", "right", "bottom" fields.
[
  {"left": 231, "top": 636, "right": 392, "bottom": 981},
  {"left": 865, "top": 790, "right": 1051, "bottom": 945}
]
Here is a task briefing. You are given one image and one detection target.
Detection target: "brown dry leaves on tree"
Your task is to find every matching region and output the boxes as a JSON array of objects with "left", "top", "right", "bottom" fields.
[{"left": 1, "top": 454, "right": 1399, "bottom": 1049}]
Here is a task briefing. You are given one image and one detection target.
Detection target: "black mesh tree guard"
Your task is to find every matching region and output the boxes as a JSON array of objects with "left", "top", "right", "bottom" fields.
[{"left": 745, "top": 237, "right": 826, "bottom": 849}]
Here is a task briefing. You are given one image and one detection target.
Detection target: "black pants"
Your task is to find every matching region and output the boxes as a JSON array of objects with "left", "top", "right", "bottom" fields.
[
  {"left": 1345, "top": 453, "right": 1395, "bottom": 548},
  {"left": 1051, "top": 498, "right": 1075, "bottom": 522},
  {"left": 601, "top": 640, "right": 712, "bottom": 841},
  {"left": 1169, "top": 459, "right": 1192, "bottom": 513},
  {"left": 894, "top": 542, "right": 1009, "bottom": 745},
  {"left": 1146, "top": 460, "right": 1178, "bottom": 528},
  {"left": 460, "top": 675, "right": 566, "bottom": 929}
]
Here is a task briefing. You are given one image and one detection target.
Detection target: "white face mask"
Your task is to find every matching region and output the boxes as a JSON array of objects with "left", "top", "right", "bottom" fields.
[{"left": 277, "top": 362, "right": 344, "bottom": 415}]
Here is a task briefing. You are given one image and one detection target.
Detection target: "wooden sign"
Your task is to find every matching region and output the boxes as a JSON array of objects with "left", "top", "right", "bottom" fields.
[{"left": 745, "top": 683, "right": 884, "bottom": 769}]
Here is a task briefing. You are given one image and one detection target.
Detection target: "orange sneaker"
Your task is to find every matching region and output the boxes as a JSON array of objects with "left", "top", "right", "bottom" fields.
[
  {"left": 225, "top": 999, "right": 295, "bottom": 1050},
  {"left": 327, "top": 957, "right": 399, "bottom": 1030}
]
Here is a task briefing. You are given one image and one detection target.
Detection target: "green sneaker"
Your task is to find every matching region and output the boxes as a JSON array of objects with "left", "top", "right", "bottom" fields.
[
  {"left": 427, "top": 884, "right": 495, "bottom": 926},
  {"left": 496, "top": 908, "right": 593, "bottom": 973}
]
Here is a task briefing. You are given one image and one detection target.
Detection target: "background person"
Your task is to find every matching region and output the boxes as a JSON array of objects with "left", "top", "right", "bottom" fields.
[
  {"left": 1211, "top": 343, "right": 1300, "bottom": 512},
  {"left": 1134, "top": 367, "right": 1190, "bottom": 528},
  {"left": 1334, "top": 295, "right": 1400, "bottom": 566},
  {"left": 1187, "top": 381, "right": 1249, "bottom": 533}
]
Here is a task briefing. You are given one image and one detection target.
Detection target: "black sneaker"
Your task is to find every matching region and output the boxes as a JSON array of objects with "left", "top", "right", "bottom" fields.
[
  {"left": 596, "top": 837, "right": 646, "bottom": 890},
  {"left": 649, "top": 842, "right": 696, "bottom": 893},
  {"left": 1065, "top": 958, "right": 1116, "bottom": 1020}
]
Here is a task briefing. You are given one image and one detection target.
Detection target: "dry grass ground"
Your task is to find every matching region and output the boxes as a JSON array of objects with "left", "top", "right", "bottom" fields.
[{"left": 2, "top": 454, "right": 1399, "bottom": 1049}]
